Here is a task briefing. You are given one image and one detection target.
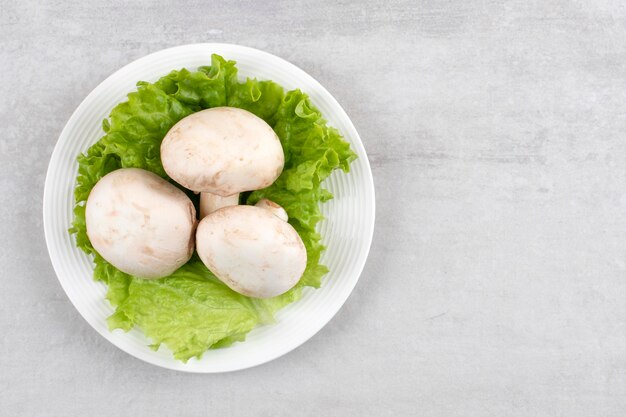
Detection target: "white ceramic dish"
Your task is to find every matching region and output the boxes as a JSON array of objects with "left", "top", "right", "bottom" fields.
[{"left": 43, "top": 43, "right": 375, "bottom": 372}]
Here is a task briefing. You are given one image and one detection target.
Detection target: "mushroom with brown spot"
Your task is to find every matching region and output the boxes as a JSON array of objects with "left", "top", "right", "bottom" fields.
[
  {"left": 85, "top": 168, "right": 197, "bottom": 279},
  {"left": 160, "top": 107, "right": 284, "bottom": 218},
  {"left": 254, "top": 198, "right": 288, "bottom": 222},
  {"left": 195, "top": 205, "right": 307, "bottom": 298}
]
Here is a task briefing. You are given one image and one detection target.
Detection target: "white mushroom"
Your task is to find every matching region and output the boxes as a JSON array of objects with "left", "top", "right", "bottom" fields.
[
  {"left": 160, "top": 107, "right": 284, "bottom": 217},
  {"left": 255, "top": 198, "right": 288, "bottom": 222},
  {"left": 85, "top": 168, "right": 196, "bottom": 279},
  {"left": 196, "top": 205, "right": 307, "bottom": 298}
]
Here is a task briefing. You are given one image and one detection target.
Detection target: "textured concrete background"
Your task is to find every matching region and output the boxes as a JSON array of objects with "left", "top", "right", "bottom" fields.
[{"left": 3, "top": 0, "right": 626, "bottom": 416}]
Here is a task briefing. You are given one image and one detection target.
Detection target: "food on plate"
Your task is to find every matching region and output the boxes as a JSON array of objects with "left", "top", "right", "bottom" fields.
[
  {"left": 160, "top": 107, "right": 284, "bottom": 219},
  {"left": 70, "top": 54, "right": 357, "bottom": 361},
  {"left": 196, "top": 204, "right": 306, "bottom": 298},
  {"left": 85, "top": 168, "right": 196, "bottom": 279}
]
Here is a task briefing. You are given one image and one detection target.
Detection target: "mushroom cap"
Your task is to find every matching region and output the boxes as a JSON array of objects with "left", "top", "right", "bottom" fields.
[
  {"left": 255, "top": 198, "right": 288, "bottom": 222},
  {"left": 85, "top": 168, "right": 196, "bottom": 279},
  {"left": 161, "top": 107, "right": 284, "bottom": 196},
  {"left": 196, "top": 205, "right": 307, "bottom": 298}
]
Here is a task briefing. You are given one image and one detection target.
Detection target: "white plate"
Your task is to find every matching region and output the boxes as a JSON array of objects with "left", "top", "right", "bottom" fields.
[{"left": 43, "top": 44, "right": 375, "bottom": 372}]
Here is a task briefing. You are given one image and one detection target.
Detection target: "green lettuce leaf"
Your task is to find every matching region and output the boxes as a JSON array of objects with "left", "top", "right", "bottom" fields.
[{"left": 70, "top": 54, "right": 356, "bottom": 362}]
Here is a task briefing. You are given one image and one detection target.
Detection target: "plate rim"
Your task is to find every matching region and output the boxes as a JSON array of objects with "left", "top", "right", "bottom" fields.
[{"left": 43, "top": 43, "right": 376, "bottom": 372}]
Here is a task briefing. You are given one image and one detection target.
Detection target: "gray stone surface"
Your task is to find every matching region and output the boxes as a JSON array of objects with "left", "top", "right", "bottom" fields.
[{"left": 3, "top": 0, "right": 626, "bottom": 415}]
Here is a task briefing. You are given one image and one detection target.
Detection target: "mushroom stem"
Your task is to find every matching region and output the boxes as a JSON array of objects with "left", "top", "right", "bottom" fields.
[
  {"left": 255, "top": 198, "right": 288, "bottom": 222},
  {"left": 200, "top": 192, "right": 239, "bottom": 218}
]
